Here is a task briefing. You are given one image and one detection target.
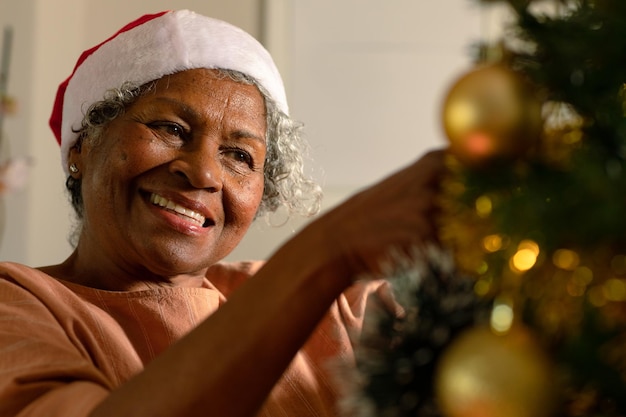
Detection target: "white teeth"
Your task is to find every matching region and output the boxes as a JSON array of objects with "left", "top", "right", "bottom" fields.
[{"left": 150, "top": 193, "right": 206, "bottom": 225}]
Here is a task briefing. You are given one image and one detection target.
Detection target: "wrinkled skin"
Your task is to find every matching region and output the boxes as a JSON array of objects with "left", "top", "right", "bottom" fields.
[{"left": 48, "top": 69, "right": 267, "bottom": 290}]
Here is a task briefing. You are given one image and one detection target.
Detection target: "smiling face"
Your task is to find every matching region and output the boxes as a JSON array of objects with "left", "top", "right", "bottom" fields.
[{"left": 69, "top": 69, "right": 267, "bottom": 282}]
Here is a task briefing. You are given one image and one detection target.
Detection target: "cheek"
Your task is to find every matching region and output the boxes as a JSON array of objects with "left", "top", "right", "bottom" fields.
[
  {"left": 225, "top": 175, "right": 265, "bottom": 225},
  {"left": 102, "top": 123, "right": 163, "bottom": 168},
  {"left": 83, "top": 136, "right": 159, "bottom": 210},
  {"left": 109, "top": 137, "right": 167, "bottom": 179}
]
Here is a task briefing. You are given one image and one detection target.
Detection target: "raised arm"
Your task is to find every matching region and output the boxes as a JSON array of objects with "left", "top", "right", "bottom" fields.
[{"left": 86, "top": 150, "right": 446, "bottom": 417}]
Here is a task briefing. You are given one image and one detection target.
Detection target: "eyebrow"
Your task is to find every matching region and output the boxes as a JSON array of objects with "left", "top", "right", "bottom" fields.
[{"left": 148, "top": 96, "right": 266, "bottom": 143}]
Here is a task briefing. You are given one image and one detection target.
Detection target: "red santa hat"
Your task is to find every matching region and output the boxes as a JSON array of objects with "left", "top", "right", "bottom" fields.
[{"left": 49, "top": 9, "right": 288, "bottom": 175}]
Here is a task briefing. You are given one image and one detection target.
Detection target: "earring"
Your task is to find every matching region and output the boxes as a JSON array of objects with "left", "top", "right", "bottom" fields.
[{"left": 69, "top": 163, "right": 79, "bottom": 174}]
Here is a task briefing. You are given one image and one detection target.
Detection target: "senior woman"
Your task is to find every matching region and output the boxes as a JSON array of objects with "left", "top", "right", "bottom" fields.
[{"left": 0, "top": 10, "right": 444, "bottom": 417}]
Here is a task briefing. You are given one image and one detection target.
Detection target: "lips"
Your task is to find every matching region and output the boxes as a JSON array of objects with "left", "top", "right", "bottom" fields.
[{"left": 149, "top": 193, "right": 211, "bottom": 228}]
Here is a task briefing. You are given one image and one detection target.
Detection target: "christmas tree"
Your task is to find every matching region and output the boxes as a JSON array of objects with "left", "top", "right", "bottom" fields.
[{"left": 341, "top": 1, "right": 626, "bottom": 416}]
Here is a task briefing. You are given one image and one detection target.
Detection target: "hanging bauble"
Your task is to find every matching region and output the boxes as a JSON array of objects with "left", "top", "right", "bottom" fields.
[
  {"left": 442, "top": 64, "right": 542, "bottom": 167},
  {"left": 434, "top": 325, "right": 557, "bottom": 417}
]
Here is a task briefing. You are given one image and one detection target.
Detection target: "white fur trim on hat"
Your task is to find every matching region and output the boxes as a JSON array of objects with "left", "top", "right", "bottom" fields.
[{"left": 50, "top": 10, "right": 288, "bottom": 175}]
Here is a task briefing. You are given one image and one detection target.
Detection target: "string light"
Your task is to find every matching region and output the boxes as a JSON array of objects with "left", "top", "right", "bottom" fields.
[
  {"left": 491, "top": 296, "right": 515, "bottom": 334},
  {"left": 475, "top": 195, "right": 493, "bottom": 218},
  {"left": 510, "top": 240, "right": 540, "bottom": 273},
  {"left": 482, "top": 234, "right": 503, "bottom": 252},
  {"left": 552, "top": 249, "right": 580, "bottom": 270}
]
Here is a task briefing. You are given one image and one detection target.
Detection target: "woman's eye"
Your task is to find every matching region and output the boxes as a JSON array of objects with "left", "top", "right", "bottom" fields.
[
  {"left": 149, "top": 122, "right": 187, "bottom": 139},
  {"left": 224, "top": 148, "right": 253, "bottom": 167}
]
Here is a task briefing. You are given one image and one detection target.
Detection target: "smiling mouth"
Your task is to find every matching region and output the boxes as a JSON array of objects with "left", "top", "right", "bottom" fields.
[{"left": 150, "top": 193, "right": 212, "bottom": 228}]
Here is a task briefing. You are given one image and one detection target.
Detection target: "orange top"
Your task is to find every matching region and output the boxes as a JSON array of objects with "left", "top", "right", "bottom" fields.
[{"left": 0, "top": 261, "right": 386, "bottom": 416}]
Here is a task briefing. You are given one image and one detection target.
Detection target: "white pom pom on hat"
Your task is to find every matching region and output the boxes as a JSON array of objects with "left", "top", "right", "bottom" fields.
[{"left": 49, "top": 9, "right": 288, "bottom": 175}]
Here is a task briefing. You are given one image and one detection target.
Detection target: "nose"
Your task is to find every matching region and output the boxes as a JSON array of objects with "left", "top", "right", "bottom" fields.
[{"left": 169, "top": 143, "right": 224, "bottom": 191}]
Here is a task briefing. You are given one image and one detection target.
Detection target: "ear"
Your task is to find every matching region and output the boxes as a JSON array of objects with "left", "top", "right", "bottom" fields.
[{"left": 67, "top": 145, "right": 83, "bottom": 178}]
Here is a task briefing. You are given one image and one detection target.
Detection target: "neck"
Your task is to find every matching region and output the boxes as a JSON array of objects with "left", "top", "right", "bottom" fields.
[{"left": 39, "top": 250, "right": 209, "bottom": 292}]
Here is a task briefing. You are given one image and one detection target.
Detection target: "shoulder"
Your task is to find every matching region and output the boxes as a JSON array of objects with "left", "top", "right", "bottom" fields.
[
  {"left": 206, "top": 260, "right": 265, "bottom": 283},
  {"left": 0, "top": 260, "right": 42, "bottom": 277},
  {"left": 0, "top": 261, "right": 59, "bottom": 292},
  {"left": 0, "top": 261, "right": 88, "bottom": 310},
  {"left": 204, "top": 260, "right": 265, "bottom": 296}
]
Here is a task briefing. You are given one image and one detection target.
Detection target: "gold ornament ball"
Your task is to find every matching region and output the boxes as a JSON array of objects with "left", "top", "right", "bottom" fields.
[
  {"left": 442, "top": 64, "right": 542, "bottom": 167},
  {"left": 435, "top": 325, "right": 557, "bottom": 417}
]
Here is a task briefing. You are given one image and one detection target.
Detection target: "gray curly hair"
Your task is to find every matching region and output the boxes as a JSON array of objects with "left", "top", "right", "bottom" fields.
[{"left": 66, "top": 68, "right": 322, "bottom": 245}]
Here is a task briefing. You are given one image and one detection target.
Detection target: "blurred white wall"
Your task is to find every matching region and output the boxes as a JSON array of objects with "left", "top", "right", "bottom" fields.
[{"left": 0, "top": 0, "right": 497, "bottom": 266}]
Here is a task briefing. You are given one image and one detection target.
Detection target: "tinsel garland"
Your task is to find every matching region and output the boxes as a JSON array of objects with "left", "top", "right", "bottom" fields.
[{"left": 339, "top": 250, "right": 492, "bottom": 417}]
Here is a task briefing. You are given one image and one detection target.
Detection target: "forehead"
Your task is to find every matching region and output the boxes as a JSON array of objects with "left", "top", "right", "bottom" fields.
[
  {"left": 122, "top": 69, "right": 268, "bottom": 138},
  {"left": 134, "top": 68, "right": 267, "bottom": 130},
  {"left": 150, "top": 69, "right": 264, "bottom": 103}
]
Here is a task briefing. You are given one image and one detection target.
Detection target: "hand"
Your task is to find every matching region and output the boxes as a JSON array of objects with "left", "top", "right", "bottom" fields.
[{"left": 308, "top": 149, "right": 447, "bottom": 282}]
